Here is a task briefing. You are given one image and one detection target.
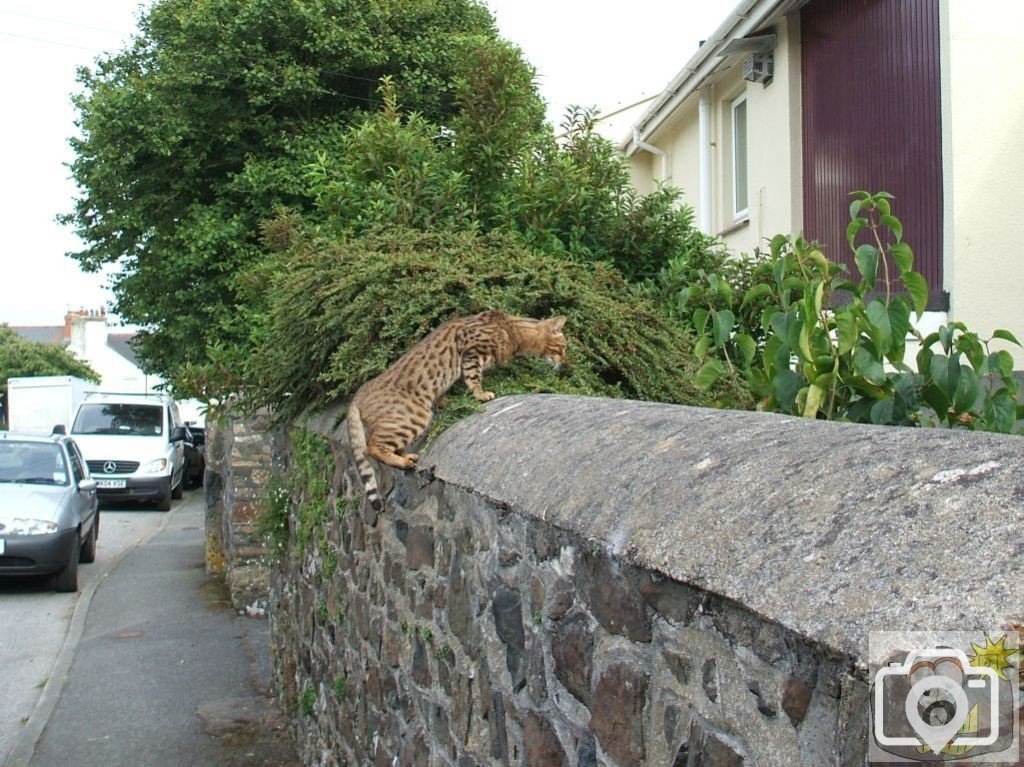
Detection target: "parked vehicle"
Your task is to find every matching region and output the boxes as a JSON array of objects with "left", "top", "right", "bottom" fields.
[
  {"left": 6, "top": 376, "right": 94, "bottom": 434},
  {"left": 183, "top": 424, "right": 205, "bottom": 489},
  {"left": 70, "top": 392, "right": 187, "bottom": 511},
  {"left": 0, "top": 430, "right": 100, "bottom": 592}
]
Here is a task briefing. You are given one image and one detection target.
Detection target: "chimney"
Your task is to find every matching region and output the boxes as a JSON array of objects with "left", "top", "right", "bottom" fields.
[{"left": 64, "top": 307, "right": 87, "bottom": 342}]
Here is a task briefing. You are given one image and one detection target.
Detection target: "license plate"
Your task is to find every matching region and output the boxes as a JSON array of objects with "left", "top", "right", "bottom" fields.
[
  {"left": 0, "top": 539, "right": 5, "bottom": 555},
  {"left": 97, "top": 479, "right": 127, "bottom": 489}
]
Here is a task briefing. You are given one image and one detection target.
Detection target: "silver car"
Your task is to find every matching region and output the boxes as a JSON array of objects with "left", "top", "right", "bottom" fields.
[{"left": 0, "top": 431, "right": 100, "bottom": 592}]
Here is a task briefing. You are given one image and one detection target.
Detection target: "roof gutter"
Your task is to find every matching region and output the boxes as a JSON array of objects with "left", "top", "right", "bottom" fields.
[
  {"left": 622, "top": 0, "right": 791, "bottom": 156},
  {"left": 632, "top": 127, "right": 670, "bottom": 183}
]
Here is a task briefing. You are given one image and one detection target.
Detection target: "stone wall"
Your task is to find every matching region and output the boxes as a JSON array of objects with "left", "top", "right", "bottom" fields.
[
  {"left": 261, "top": 394, "right": 1022, "bottom": 766},
  {"left": 205, "top": 409, "right": 278, "bottom": 614}
]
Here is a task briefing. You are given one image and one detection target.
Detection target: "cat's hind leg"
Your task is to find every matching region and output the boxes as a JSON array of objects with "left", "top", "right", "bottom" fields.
[
  {"left": 367, "top": 440, "right": 417, "bottom": 470},
  {"left": 366, "top": 405, "right": 430, "bottom": 470}
]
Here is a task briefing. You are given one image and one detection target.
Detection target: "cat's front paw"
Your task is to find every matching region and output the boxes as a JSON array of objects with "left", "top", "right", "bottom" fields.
[{"left": 474, "top": 391, "right": 495, "bottom": 402}]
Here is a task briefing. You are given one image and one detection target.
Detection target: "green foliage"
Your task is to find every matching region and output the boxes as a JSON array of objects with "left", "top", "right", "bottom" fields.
[
  {"left": 257, "top": 428, "right": 335, "bottom": 563},
  {"left": 331, "top": 675, "right": 349, "bottom": 701},
  {"left": 289, "top": 430, "right": 333, "bottom": 554},
  {"left": 679, "top": 192, "right": 1022, "bottom": 433},
  {"left": 495, "top": 110, "right": 718, "bottom": 285},
  {"left": 63, "top": 0, "right": 504, "bottom": 389},
  {"left": 256, "top": 473, "right": 290, "bottom": 562},
  {"left": 447, "top": 40, "right": 548, "bottom": 229},
  {"left": 300, "top": 684, "right": 316, "bottom": 717},
  {"left": 304, "top": 82, "right": 474, "bottom": 233},
  {"left": 299, "top": 87, "right": 713, "bottom": 280},
  {"left": 643, "top": 237, "right": 775, "bottom": 405},
  {"left": 242, "top": 226, "right": 749, "bottom": 425},
  {"left": 916, "top": 324, "right": 1023, "bottom": 431}
]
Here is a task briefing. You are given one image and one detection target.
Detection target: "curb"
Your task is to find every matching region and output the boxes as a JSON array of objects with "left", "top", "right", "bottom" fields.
[{"left": 1, "top": 502, "right": 183, "bottom": 767}]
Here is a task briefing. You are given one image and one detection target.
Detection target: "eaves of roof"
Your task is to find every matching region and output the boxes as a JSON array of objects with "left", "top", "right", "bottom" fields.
[{"left": 621, "top": 0, "right": 807, "bottom": 155}]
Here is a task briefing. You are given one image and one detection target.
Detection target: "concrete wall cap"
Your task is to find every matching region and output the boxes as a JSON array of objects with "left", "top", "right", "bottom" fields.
[{"left": 423, "top": 394, "right": 1022, "bottom": 658}]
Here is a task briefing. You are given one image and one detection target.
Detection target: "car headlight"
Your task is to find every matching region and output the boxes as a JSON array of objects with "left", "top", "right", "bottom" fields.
[
  {"left": 139, "top": 458, "right": 169, "bottom": 474},
  {"left": 3, "top": 519, "right": 59, "bottom": 536}
]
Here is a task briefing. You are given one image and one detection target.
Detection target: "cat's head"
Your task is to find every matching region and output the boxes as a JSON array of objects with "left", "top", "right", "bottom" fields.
[{"left": 537, "top": 315, "right": 567, "bottom": 366}]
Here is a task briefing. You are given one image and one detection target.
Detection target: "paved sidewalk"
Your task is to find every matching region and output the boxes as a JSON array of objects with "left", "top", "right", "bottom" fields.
[{"left": 10, "top": 494, "right": 298, "bottom": 767}]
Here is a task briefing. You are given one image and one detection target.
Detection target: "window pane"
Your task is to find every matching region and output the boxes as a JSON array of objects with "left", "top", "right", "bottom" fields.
[{"left": 733, "top": 98, "right": 748, "bottom": 215}]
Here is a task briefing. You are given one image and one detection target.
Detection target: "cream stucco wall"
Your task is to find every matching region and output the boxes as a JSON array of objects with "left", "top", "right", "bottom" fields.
[
  {"left": 943, "top": 1, "right": 1024, "bottom": 347},
  {"left": 628, "top": 14, "right": 803, "bottom": 255}
]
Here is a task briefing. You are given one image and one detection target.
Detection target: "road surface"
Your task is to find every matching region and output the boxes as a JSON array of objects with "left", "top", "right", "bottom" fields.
[{"left": 0, "top": 494, "right": 185, "bottom": 764}]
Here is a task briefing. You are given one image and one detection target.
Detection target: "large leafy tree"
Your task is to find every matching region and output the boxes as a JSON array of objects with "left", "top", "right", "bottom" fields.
[{"left": 64, "top": 0, "right": 503, "bottom": 385}]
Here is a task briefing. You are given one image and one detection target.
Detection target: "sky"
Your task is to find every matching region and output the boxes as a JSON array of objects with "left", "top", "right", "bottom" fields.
[{"left": 0, "top": 0, "right": 735, "bottom": 328}]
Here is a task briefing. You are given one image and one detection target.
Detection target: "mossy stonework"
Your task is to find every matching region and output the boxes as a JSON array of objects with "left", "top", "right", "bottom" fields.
[
  {"left": 205, "top": 409, "right": 281, "bottom": 612},
  {"left": 215, "top": 395, "right": 1022, "bottom": 766}
]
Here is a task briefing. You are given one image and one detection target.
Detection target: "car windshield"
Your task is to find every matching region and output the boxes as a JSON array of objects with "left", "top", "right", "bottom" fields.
[
  {"left": 0, "top": 442, "right": 69, "bottom": 486},
  {"left": 73, "top": 403, "right": 163, "bottom": 436}
]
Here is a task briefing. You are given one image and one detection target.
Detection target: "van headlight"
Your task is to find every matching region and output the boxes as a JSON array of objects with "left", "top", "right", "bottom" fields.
[
  {"left": 139, "top": 458, "right": 169, "bottom": 474},
  {"left": 5, "top": 519, "right": 59, "bottom": 535}
]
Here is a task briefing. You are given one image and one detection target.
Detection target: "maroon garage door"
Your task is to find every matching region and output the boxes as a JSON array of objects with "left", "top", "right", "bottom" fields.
[{"left": 801, "top": 0, "right": 945, "bottom": 309}]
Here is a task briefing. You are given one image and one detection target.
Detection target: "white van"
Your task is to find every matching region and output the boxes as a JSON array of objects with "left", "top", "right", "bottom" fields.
[{"left": 70, "top": 392, "right": 187, "bottom": 511}]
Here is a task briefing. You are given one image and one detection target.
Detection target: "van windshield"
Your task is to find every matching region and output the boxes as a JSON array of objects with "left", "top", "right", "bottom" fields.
[{"left": 72, "top": 404, "right": 163, "bottom": 436}]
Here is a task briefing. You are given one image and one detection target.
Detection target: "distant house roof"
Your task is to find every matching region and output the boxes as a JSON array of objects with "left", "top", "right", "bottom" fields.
[
  {"left": 9, "top": 325, "right": 66, "bottom": 345},
  {"left": 106, "top": 333, "right": 141, "bottom": 367},
  {"left": 9, "top": 323, "right": 141, "bottom": 367}
]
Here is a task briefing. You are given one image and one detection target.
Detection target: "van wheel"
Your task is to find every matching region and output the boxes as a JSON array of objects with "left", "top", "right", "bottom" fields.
[
  {"left": 171, "top": 472, "right": 184, "bottom": 500},
  {"left": 156, "top": 480, "right": 172, "bottom": 511},
  {"left": 54, "top": 536, "right": 80, "bottom": 592}
]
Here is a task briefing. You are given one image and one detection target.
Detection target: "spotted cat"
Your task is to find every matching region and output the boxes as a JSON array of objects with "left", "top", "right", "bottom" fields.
[{"left": 347, "top": 311, "right": 567, "bottom": 510}]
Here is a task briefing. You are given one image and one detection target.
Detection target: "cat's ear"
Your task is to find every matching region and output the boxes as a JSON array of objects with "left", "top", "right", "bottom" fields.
[{"left": 548, "top": 316, "right": 566, "bottom": 333}]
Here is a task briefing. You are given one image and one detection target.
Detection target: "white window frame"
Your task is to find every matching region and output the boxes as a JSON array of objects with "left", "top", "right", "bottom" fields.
[{"left": 731, "top": 93, "right": 749, "bottom": 221}]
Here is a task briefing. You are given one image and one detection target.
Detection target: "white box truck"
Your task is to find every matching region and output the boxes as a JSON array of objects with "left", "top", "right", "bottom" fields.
[{"left": 6, "top": 376, "right": 94, "bottom": 434}]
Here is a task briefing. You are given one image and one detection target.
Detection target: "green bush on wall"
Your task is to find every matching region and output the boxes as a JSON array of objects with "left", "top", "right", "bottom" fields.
[{"left": 244, "top": 225, "right": 751, "bottom": 426}]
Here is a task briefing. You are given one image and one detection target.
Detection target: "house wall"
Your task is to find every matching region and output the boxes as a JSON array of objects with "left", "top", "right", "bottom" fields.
[
  {"left": 64, "top": 312, "right": 205, "bottom": 421},
  {"left": 726, "top": 13, "right": 802, "bottom": 251},
  {"left": 631, "top": 14, "right": 802, "bottom": 255},
  {"left": 68, "top": 314, "right": 155, "bottom": 393},
  {"left": 663, "top": 106, "right": 701, "bottom": 201},
  {"left": 944, "top": 1, "right": 1024, "bottom": 345}
]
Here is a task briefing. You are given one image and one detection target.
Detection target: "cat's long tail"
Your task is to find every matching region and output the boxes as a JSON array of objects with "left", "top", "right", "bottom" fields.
[{"left": 347, "top": 403, "right": 383, "bottom": 511}]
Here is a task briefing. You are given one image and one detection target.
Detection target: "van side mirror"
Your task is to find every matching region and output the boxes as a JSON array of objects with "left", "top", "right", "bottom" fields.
[
  {"left": 52, "top": 424, "right": 67, "bottom": 435},
  {"left": 170, "top": 426, "right": 187, "bottom": 443}
]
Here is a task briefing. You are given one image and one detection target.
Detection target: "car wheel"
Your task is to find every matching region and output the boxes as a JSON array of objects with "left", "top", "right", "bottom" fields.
[
  {"left": 156, "top": 479, "right": 173, "bottom": 511},
  {"left": 54, "top": 535, "right": 80, "bottom": 593},
  {"left": 80, "top": 512, "right": 99, "bottom": 564}
]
